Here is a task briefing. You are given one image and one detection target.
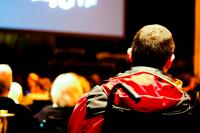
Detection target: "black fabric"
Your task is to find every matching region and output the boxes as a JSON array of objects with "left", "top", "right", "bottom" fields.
[
  {"left": 0, "top": 97, "right": 35, "bottom": 133},
  {"left": 28, "top": 100, "right": 52, "bottom": 115},
  {"left": 86, "top": 85, "right": 108, "bottom": 118},
  {"left": 101, "top": 104, "right": 198, "bottom": 133},
  {"left": 34, "top": 105, "right": 74, "bottom": 133},
  {"left": 101, "top": 85, "right": 199, "bottom": 133}
]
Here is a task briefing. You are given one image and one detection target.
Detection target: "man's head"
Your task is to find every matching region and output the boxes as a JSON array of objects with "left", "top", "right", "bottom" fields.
[
  {"left": 128, "top": 24, "right": 175, "bottom": 72},
  {"left": 0, "top": 64, "right": 13, "bottom": 96}
]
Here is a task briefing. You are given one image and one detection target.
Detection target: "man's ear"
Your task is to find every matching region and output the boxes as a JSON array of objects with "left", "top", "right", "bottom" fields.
[
  {"left": 163, "top": 54, "right": 175, "bottom": 73},
  {"left": 127, "top": 47, "right": 133, "bottom": 63}
]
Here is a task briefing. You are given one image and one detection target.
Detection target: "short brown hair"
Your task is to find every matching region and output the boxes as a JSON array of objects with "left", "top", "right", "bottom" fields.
[{"left": 131, "top": 24, "right": 175, "bottom": 69}]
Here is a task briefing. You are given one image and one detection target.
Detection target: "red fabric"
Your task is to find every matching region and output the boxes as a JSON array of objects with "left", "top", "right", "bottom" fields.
[
  {"left": 68, "top": 71, "right": 184, "bottom": 133},
  {"left": 68, "top": 96, "right": 104, "bottom": 133},
  {"left": 103, "top": 72, "right": 183, "bottom": 112}
]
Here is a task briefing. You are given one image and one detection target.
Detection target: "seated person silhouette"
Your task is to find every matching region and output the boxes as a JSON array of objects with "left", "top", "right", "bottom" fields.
[
  {"left": 0, "top": 64, "right": 34, "bottom": 133},
  {"left": 22, "top": 73, "right": 52, "bottom": 114},
  {"left": 68, "top": 24, "right": 200, "bottom": 133},
  {"left": 34, "top": 73, "right": 86, "bottom": 133}
]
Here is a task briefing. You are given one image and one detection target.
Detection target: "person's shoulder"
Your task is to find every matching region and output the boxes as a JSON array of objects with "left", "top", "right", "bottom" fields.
[
  {"left": 0, "top": 96, "right": 15, "bottom": 104},
  {"left": 15, "top": 103, "right": 30, "bottom": 110},
  {"left": 0, "top": 97, "right": 18, "bottom": 112},
  {"left": 14, "top": 103, "right": 32, "bottom": 115}
]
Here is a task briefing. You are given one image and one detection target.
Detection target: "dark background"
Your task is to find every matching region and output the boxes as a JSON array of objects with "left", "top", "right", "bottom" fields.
[{"left": 0, "top": 0, "right": 195, "bottom": 87}]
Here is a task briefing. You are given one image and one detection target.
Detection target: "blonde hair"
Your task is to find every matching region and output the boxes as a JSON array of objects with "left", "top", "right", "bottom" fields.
[{"left": 51, "top": 73, "right": 83, "bottom": 107}]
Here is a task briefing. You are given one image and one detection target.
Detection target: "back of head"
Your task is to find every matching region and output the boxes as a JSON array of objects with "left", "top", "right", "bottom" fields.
[
  {"left": 131, "top": 24, "right": 175, "bottom": 69},
  {"left": 51, "top": 73, "right": 83, "bottom": 107},
  {"left": 39, "top": 77, "right": 52, "bottom": 93},
  {"left": 8, "top": 82, "right": 23, "bottom": 104},
  {"left": 69, "top": 72, "right": 91, "bottom": 94},
  {"left": 27, "top": 72, "right": 40, "bottom": 92},
  {"left": 0, "top": 64, "right": 13, "bottom": 96}
]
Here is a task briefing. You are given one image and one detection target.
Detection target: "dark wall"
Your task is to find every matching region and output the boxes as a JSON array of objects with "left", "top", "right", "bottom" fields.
[
  {"left": 125, "top": 0, "right": 194, "bottom": 75},
  {"left": 0, "top": 0, "right": 195, "bottom": 85}
]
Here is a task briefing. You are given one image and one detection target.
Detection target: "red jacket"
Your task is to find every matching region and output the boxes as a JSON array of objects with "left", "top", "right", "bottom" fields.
[{"left": 68, "top": 67, "right": 191, "bottom": 133}]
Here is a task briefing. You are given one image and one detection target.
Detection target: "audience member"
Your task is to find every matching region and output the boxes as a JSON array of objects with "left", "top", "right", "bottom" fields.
[
  {"left": 27, "top": 72, "right": 40, "bottom": 93},
  {"left": 68, "top": 24, "right": 200, "bottom": 133},
  {"left": 34, "top": 73, "right": 86, "bottom": 133},
  {"left": 0, "top": 64, "right": 34, "bottom": 133},
  {"left": 23, "top": 76, "right": 51, "bottom": 103},
  {"left": 22, "top": 73, "right": 52, "bottom": 114},
  {"left": 39, "top": 77, "right": 52, "bottom": 96},
  {"left": 8, "top": 82, "right": 23, "bottom": 104}
]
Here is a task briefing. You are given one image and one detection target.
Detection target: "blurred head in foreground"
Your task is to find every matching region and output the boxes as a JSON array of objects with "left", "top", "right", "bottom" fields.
[
  {"left": 51, "top": 73, "right": 83, "bottom": 107},
  {"left": 8, "top": 82, "right": 23, "bottom": 104},
  {"left": 0, "top": 64, "right": 13, "bottom": 96}
]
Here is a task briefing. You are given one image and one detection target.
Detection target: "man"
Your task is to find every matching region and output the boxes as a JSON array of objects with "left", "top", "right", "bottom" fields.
[
  {"left": 0, "top": 64, "right": 34, "bottom": 133},
  {"left": 68, "top": 24, "right": 199, "bottom": 133}
]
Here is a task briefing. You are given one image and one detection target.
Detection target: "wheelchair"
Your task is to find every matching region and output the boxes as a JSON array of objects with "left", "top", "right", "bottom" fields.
[{"left": 101, "top": 83, "right": 198, "bottom": 133}]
